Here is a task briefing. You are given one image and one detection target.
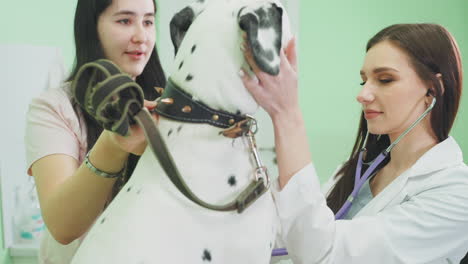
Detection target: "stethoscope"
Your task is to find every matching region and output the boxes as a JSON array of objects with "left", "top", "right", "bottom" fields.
[
  {"left": 272, "top": 96, "right": 436, "bottom": 257},
  {"left": 334, "top": 96, "right": 436, "bottom": 219}
]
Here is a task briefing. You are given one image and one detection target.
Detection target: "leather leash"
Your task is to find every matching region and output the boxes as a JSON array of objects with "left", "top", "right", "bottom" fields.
[{"left": 72, "top": 59, "right": 270, "bottom": 213}]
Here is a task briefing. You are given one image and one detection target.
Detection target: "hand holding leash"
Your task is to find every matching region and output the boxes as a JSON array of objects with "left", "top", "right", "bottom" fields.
[
  {"left": 71, "top": 59, "right": 159, "bottom": 156},
  {"left": 107, "top": 100, "right": 158, "bottom": 155}
]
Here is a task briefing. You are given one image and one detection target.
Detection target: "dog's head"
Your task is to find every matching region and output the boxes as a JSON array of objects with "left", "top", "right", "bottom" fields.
[{"left": 168, "top": 0, "right": 292, "bottom": 115}]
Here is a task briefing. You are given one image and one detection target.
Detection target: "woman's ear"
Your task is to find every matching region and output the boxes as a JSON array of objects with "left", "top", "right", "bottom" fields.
[
  {"left": 435, "top": 73, "right": 445, "bottom": 96},
  {"left": 426, "top": 73, "right": 444, "bottom": 98}
]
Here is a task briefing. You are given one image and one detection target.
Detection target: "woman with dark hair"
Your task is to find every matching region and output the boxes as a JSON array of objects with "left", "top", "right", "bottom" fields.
[
  {"left": 241, "top": 23, "right": 468, "bottom": 263},
  {"left": 25, "top": 0, "right": 165, "bottom": 262}
]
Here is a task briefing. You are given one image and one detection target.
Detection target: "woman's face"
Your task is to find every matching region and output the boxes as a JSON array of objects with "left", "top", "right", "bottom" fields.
[
  {"left": 97, "top": 0, "right": 156, "bottom": 79},
  {"left": 357, "top": 40, "right": 433, "bottom": 137}
]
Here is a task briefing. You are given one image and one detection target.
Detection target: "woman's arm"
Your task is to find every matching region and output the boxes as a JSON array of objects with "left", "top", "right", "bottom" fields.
[
  {"left": 29, "top": 98, "right": 157, "bottom": 245},
  {"left": 240, "top": 37, "right": 311, "bottom": 189},
  {"left": 32, "top": 131, "right": 127, "bottom": 245}
]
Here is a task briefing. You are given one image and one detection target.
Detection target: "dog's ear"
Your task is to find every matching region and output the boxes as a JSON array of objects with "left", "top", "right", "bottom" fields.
[
  {"left": 238, "top": 2, "right": 283, "bottom": 76},
  {"left": 170, "top": 1, "right": 207, "bottom": 56}
]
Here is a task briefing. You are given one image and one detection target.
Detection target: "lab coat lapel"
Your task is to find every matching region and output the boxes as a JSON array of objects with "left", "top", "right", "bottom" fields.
[
  {"left": 354, "top": 136, "right": 462, "bottom": 217},
  {"left": 354, "top": 168, "right": 410, "bottom": 217}
]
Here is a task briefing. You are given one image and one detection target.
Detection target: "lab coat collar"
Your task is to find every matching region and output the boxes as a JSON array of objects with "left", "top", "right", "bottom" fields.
[
  {"left": 407, "top": 136, "right": 463, "bottom": 178},
  {"left": 355, "top": 136, "right": 463, "bottom": 217}
]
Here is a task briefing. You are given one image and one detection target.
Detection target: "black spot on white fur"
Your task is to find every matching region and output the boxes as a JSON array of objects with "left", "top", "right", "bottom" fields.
[
  {"left": 127, "top": 186, "right": 132, "bottom": 192},
  {"left": 101, "top": 217, "right": 106, "bottom": 224},
  {"left": 228, "top": 175, "right": 237, "bottom": 187},
  {"left": 177, "top": 125, "right": 183, "bottom": 133},
  {"left": 168, "top": 129, "right": 174, "bottom": 137},
  {"left": 179, "top": 61, "right": 184, "bottom": 70},
  {"left": 186, "top": 74, "right": 194, "bottom": 81},
  {"left": 202, "top": 249, "right": 212, "bottom": 261},
  {"left": 191, "top": 44, "right": 197, "bottom": 53}
]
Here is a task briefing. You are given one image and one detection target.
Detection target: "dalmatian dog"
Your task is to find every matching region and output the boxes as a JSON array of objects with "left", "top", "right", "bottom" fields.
[{"left": 71, "top": 0, "right": 292, "bottom": 263}]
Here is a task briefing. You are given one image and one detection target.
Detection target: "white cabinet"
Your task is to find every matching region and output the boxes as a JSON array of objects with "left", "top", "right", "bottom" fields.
[{"left": 0, "top": 44, "right": 66, "bottom": 259}]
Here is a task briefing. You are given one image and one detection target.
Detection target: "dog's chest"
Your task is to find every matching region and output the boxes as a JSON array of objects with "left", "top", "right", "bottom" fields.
[{"left": 133, "top": 118, "right": 258, "bottom": 204}]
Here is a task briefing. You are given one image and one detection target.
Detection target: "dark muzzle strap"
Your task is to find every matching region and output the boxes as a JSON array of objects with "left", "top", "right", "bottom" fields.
[{"left": 72, "top": 59, "right": 144, "bottom": 136}]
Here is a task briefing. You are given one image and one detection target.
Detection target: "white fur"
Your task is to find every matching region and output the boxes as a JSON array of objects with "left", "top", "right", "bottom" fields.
[{"left": 71, "top": 0, "right": 292, "bottom": 263}]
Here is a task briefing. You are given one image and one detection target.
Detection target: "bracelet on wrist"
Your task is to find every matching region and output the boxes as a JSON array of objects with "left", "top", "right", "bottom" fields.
[{"left": 84, "top": 151, "right": 125, "bottom": 178}]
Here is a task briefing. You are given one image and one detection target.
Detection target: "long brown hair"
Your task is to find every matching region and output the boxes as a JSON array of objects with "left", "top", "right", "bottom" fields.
[{"left": 327, "top": 23, "right": 463, "bottom": 214}]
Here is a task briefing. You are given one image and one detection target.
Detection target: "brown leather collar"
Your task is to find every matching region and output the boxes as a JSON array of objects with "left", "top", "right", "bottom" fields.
[{"left": 154, "top": 79, "right": 248, "bottom": 130}]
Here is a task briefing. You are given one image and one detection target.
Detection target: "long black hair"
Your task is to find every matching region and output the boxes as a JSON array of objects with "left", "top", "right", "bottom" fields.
[
  {"left": 326, "top": 23, "right": 463, "bottom": 214},
  {"left": 67, "top": 0, "right": 166, "bottom": 200}
]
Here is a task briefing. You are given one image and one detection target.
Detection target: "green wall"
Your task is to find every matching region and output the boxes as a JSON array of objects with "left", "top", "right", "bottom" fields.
[
  {"left": 0, "top": 0, "right": 467, "bottom": 261},
  {"left": 1, "top": 0, "right": 466, "bottom": 183},
  {"left": 0, "top": 1, "right": 77, "bottom": 69},
  {"left": 299, "top": 0, "right": 468, "bottom": 181}
]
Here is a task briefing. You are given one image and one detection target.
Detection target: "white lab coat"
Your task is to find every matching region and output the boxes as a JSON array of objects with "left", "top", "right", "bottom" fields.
[{"left": 272, "top": 136, "right": 468, "bottom": 264}]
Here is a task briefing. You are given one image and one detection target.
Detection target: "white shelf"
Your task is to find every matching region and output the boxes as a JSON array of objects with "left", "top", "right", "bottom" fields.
[{"left": 9, "top": 244, "right": 38, "bottom": 257}]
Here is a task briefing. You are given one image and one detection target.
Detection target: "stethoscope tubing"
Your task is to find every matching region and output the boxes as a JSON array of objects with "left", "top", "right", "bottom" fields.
[{"left": 272, "top": 97, "right": 436, "bottom": 257}]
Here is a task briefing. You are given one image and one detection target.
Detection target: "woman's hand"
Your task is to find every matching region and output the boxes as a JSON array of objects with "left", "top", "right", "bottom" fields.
[
  {"left": 107, "top": 99, "right": 159, "bottom": 156},
  {"left": 240, "top": 36, "right": 299, "bottom": 120},
  {"left": 240, "top": 36, "right": 312, "bottom": 189}
]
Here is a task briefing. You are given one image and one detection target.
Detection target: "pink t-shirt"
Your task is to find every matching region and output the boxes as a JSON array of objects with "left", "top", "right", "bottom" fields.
[{"left": 25, "top": 83, "right": 88, "bottom": 264}]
